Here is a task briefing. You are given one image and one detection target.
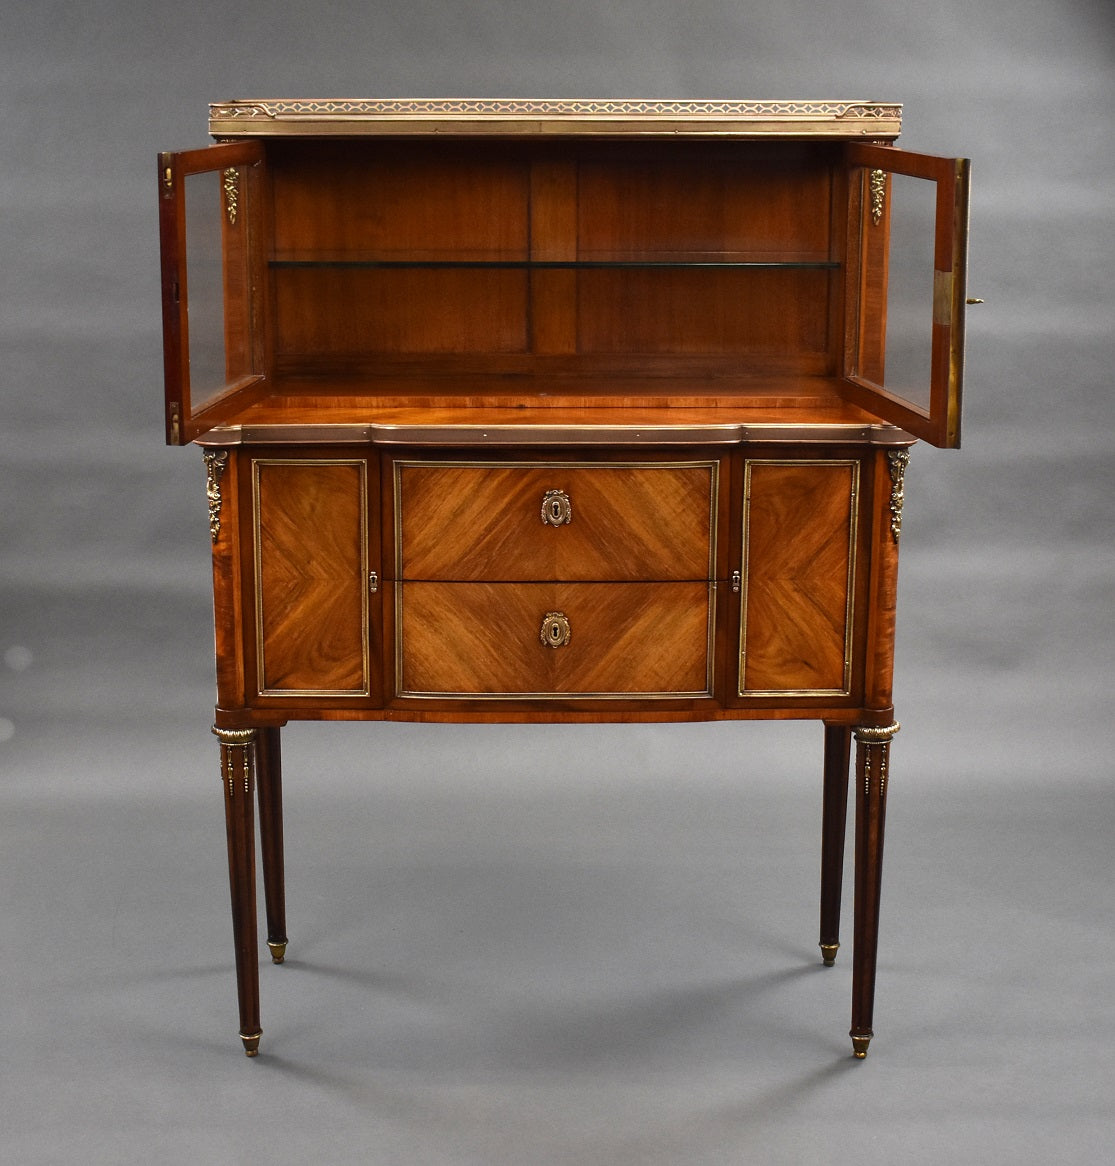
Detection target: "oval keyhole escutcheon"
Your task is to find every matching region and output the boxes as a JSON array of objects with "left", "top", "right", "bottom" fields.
[
  {"left": 540, "top": 611, "right": 572, "bottom": 648},
  {"left": 541, "top": 489, "right": 572, "bottom": 526}
]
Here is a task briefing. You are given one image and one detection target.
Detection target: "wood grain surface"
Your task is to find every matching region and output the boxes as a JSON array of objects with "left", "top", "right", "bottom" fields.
[
  {"left": 397, "top": 581, "right": 711, "bottom": 697},
  {"left": 740, "top": 460, "right": 857, "bottom": 694},
  {"left": 253, "top": 459, "right": 368, "bottom": 694},
  {"left": 395, "top": 461, "right": 717, "bottom": 581}
]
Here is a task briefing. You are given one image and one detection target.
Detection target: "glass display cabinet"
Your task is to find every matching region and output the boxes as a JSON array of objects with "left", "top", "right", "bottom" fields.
[{"left": 158, "top": 99, "right": 971, "bottom": 1058}]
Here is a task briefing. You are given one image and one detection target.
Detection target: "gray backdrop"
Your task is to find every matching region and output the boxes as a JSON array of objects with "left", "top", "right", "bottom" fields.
[{"left": 2, "top": 1, "right": 1113, "bottom": 1163}]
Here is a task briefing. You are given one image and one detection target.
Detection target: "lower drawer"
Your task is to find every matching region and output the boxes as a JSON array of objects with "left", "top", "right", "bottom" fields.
[{"left": 395, "top": 582, "right": 713, "bottom": 699}]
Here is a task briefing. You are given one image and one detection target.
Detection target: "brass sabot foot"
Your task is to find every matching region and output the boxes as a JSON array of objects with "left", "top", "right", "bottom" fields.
[
  {"left": 267, "top": 939, "right": 287, "bottom": 964},
  {"left": 240, "top": 1030, "right": 262, "bottom": 1057},
  {"left": 820, "top": 943, "right": 839, "bottom": 967},
  {"left": 850, "top": 1032, "right": 872, "bottom": 1059}
]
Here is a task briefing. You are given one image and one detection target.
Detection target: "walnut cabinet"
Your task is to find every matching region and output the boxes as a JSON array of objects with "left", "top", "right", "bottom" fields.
[{"left": 159, "top": 100, "right": 971, "bottom": 1059}]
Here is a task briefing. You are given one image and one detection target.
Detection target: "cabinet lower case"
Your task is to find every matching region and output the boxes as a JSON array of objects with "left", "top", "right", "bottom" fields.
[{"left": 206, "top": 441, "right": 907, "bottom": 1060}]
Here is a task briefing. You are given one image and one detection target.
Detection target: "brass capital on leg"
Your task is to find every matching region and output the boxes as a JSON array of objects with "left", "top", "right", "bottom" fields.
[{"left": 852, "top": 721, "right": 900, "bottom": 746}]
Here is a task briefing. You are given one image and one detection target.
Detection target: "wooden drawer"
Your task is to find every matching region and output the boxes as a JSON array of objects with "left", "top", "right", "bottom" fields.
[
  {"left": 395, "top": 581, "right": 713, "bottom": 698},
  {"left": 393, "top": 460, "right": 718, "bottom": 581}
]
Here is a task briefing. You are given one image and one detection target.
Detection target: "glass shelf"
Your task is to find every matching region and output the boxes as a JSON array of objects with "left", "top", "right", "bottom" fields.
[{"left": 269, "top": 252, "right": 840, "bottom": 271}]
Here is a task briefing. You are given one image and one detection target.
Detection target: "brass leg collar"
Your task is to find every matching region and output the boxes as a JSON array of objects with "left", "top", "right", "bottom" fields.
[
  {"left": 212, "top": 726, "right": 257, "bottom": 746},
  {"left": 853, "top": 722, "right": 900, "bottom": 745}
]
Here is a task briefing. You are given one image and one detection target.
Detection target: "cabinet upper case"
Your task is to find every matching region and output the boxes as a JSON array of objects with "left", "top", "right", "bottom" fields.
[{"left": 158, "top": 99, "right": 970, "bottom": 451}]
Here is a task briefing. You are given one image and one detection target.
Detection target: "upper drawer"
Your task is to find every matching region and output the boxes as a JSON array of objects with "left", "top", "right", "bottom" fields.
[{"left": 393, "top": 460, "right": 720, "bottom": 581}]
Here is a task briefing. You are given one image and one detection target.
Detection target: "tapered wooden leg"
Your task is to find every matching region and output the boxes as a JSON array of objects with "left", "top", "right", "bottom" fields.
[
  {"left": 213, "top": 727, "right": 262, "bottom": 1056},
  {"left": 849, "top": 722, "right": 899, "bottom": 1059},
  {"left": 819, "top": 723, "right": 851, "bottom": 966},
  {"left": 255, "top": 726, "right": 288, "bottom": 965}
]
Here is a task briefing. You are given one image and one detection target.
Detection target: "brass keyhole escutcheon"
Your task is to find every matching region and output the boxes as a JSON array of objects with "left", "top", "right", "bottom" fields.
[
  {"left": 540, "top": 611, "right": 572, "bottom": 648},
  {"left": 541, "top": 489, "right": 572, "bottom": 526}
]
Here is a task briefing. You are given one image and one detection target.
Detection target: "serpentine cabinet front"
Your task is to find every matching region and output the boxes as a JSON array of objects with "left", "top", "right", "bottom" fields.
[{"left": 205, "top": 436, "right": 908, "bottom": 1059}]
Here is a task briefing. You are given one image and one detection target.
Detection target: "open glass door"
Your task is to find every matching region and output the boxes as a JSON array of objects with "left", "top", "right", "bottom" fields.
[
  {"left": 842, "top": 144, "right": 970, "bottom": 448},
  {"left": 158, "top": 141, "right": 266, "bottom": 444}
]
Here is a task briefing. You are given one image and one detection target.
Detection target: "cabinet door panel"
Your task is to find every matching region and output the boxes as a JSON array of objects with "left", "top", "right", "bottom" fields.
[
  {"left": 740, "top": 460, "right": 859, "bottom": 696},
  {"left": 843, "top": 145, "right": 970, "bottom": 448},
  {"left": 396, "top": 582, "right": 712, "bottom": 698},
  {"left": 253, "top": 459, "right": 370, "bottom": 696},
  {"left": 158, "top": 142, "right": 266, "bottom": 443}
]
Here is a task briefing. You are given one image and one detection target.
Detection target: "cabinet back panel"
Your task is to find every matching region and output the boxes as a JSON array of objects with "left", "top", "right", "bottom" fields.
[
  {"left": 264, "top": 140, "right": 840, "bottom": 371},
  {"left": 576, "top": 152, "right": 833, "bottom": 258},
  {"left": 269, "top": 142, "right": 530, "bottom": 257},
  {"left": 274, "top": 268, "right": 529, "bottom": 355},
  {"left": 576, "top": 268, "right": 832, "bottom": 356}
]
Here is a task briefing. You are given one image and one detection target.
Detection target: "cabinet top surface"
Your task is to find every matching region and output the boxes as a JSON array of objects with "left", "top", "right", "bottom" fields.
[{"left": 208, "top": 98, "right": 902, "bottom": 139}]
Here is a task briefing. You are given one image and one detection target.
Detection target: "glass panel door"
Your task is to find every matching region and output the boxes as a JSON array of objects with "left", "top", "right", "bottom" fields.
[
  {"left": 843, "top": 145, "right": 970, "bottom": 448},
  {"left": 158, "top": 141, "right": 265, "bottom": 443}
]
